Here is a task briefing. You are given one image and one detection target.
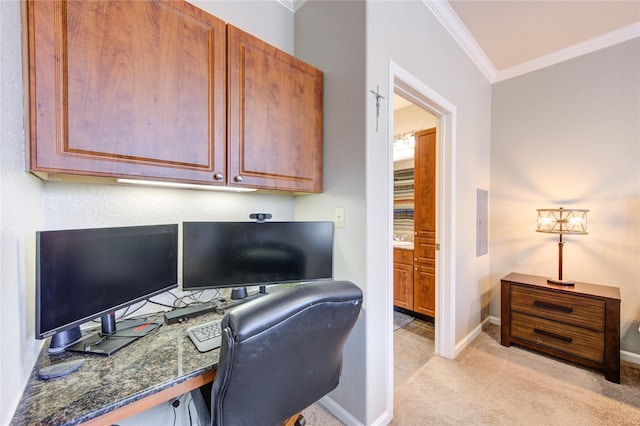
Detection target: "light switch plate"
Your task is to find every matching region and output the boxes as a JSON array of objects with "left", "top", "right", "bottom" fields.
[{"left": 334, "top": 208, "right": 345, "bottom": 228}]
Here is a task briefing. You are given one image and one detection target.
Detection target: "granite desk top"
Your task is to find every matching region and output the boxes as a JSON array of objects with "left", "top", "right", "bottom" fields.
[{"left": 11, "top": 311, "right": 222, "bottom": 426}]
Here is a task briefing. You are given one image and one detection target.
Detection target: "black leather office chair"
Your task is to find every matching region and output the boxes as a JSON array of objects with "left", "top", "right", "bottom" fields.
[{"left": 190, "top": 280, "right": 363, "bottom": 426}]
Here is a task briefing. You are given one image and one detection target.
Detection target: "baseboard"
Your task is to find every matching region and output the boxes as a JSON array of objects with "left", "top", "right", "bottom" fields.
[
  {"left": 318, "top": 395, "right": 366, "bottom": 426},
  {"left": 621, "top": 350, "right": 640, "bottom": 365},
  {"left": 454, "top": 320, "right": 484, "bottom": 357},
  {"left": 488, "top": 315, "right": 500, "bottom": 325}
]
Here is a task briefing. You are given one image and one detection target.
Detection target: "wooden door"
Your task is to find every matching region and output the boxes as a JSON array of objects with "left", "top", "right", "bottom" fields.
[
  {"left": 27, "top": 0, "right": 226, "bottom": 184},
  {"left": 227, "top": 25, "right": 323, "bottom": 192},
  {"left": 414, "top": 266, "right": 436, "bottom": 317},
  {"left": 393, "top": 249, "right": 414, "bottom": 310},
  {"left": 413, "top": 127, "right": 437, "bottom": 317},
  {"left": 414, "top": 128, "right": 436, "bottom": 237}
]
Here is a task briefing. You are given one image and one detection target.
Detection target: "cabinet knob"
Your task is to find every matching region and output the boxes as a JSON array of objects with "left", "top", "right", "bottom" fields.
[
  {"left": 213, "top": 172, "right": 224, "bottom": 181},
  {"left": 234, "top": 175, "right": 243, "bottom": 183}
]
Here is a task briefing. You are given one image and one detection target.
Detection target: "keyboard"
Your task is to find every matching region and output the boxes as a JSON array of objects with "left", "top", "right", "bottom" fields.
[{"left": 187, "top": 319, "right": 223, "bottom": 352}]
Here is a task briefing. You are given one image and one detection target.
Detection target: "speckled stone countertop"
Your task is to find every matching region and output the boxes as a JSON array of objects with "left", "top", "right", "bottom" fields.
[
  {"left": 393, "top": 243, "right": 414, "bottom": 251},
  {"left": 10, "top": 311, "right": 222, "bottom": 425}
]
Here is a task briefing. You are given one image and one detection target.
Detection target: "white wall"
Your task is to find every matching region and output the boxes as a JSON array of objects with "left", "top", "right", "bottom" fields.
[
  {"left": 188, "top": 0, "right": 294, "bottom": 54},
  {"left": 490, "top": 39, "right": 640, "bottom": 351},
  {"left": 394, "top": 104, "right": 437, "bottom": 136},
  {"left": 1, "top": 2, "right": 45, "bottom": 424},
  {"left": 2, "top": 2, "right": 297, "bottom": 425}
]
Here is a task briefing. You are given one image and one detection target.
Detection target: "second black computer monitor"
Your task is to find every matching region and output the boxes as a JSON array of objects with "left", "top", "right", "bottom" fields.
[{"left": 182, "top": 221, "right": 334, "bottom": 294}]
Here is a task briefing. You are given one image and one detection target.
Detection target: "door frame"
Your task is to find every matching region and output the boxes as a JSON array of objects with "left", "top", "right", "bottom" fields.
[{"left": 387, "top": 60, "right": 457, "bottom": 360}]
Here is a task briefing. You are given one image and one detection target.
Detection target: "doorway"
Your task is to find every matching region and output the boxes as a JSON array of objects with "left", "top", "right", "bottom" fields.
[
  {"left": 392, "top": 94, "right": 438, "bottom": 387},
  {"left": 388, "top": 60, "right": 457, "bottom": 369}
]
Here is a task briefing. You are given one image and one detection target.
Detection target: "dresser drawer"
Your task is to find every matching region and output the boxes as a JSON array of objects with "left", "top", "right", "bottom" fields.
[
  {"left": 511, "top": 285, "right": 605, "bottom": 331},
  {"left": 512, "top": 312, "right": 604, "bottom": 363}
]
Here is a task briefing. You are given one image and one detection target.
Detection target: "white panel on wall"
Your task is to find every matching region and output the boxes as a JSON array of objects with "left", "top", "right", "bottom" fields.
[{"left": 477, "top": 188, "right": 488, "bottom": 256}]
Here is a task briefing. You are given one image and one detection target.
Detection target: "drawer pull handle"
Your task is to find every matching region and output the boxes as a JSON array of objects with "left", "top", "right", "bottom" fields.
[
  {"left": 533, "top": 300, "right": 573, "bottom": 313},
  {"left": 533, "top": 328, "right": 573, "bottom": 344}
]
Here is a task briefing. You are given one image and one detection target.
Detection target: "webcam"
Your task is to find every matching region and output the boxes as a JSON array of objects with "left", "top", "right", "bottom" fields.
[{"left": 249, "top": 213, "right": 272, "bottom": 223}]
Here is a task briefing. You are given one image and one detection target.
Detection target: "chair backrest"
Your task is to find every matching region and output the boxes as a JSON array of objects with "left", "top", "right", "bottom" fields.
[{"left": 211, "top": 281, "right": 363, "bottom": 426}]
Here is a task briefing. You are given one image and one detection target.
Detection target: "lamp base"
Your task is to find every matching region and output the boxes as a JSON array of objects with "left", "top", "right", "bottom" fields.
[{"left": 547, "top": 278, "right": 575, "bottom": 286}]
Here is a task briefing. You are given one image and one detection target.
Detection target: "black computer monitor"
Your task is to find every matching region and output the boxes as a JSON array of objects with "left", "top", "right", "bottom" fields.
[
  {"left": 182, "top": 221, "right": 334, "bottom": 297},
  {"left": 36, "top": 224, "right": 178, "bottom": 354}
]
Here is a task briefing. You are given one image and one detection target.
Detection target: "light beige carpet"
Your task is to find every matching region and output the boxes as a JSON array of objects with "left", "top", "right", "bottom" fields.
[
  {"left": 392, "top": 327, "right": 640, "bottom": 425},
  {"left": 303, "top": 325, "right": 640, "bottom": 425}
]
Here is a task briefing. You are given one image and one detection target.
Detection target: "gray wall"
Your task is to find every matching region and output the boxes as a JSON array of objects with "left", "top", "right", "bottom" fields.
[
  {"left": 295, "top": 1, "right": 368, "bottom": 423},
  {"left": 490, "top": 38, "right": 640, "bottom": 352},
  {"left": 366, "top": 1, "right": 492, "bottom": 423},
  {"left": 296, "top": 1, "right": 493, "bottom": 424}
]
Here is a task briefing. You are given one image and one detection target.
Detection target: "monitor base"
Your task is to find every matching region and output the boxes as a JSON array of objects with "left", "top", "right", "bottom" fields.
[
  {"left": 48, "top": 326, "right": 83, "bottom": 354},
  {"left": 66, "top": 318, "right": 161, "bottom": 356}
]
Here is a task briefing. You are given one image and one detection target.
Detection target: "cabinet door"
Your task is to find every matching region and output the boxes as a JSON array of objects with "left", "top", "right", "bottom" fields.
[
  {"left": 227, "top": 25, "right": 323, "bottom": 192},
  {"left": 27, "top": 0, "right": 226, "bottom": 184},
  {"left": 413, "top": 128, "right": 436, "bottom": 317},
  {"left": 393, "top": 262, "right": 414, "bottom": 310},
  {"left": 414, "top": 265, "right": 435, "bottom": 317},
  {"left": 414, "top": 128, "right": 436, "bottom": 237}
]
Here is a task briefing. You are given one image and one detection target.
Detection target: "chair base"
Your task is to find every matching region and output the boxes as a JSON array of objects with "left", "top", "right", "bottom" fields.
[{"left": 284, "top": 413, "right": 305, "bottom": 426}]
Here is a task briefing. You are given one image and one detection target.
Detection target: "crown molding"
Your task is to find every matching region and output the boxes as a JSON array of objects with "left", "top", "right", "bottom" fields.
[
  {"left": 423, "top": 1, "right": 640, "bottom": 84},
  {"left": 289, "top": 0, "right": 638, "bottom": 83},
  {"left": 276, "top": 0, "right": 294, "bottom": 13},
  {"left": 494, "top": 22, "right": 640, "bottom": 83},
  {"left": 423, "top": 0, "right": 498, "bottom": 83}
]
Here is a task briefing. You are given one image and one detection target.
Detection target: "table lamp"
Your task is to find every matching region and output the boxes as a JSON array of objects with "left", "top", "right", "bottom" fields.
[{"left": 536, "top": 207, "right": 588, "bottom": 286}]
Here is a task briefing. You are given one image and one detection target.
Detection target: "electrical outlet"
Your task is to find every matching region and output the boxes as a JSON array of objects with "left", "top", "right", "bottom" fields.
[{"left": 334, "top": 208, "right": 345, "bottom": 228}]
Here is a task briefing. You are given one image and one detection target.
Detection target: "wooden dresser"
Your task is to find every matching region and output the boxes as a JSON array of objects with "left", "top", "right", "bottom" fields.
[{"left": 501, "top": 272, "right": 620, "bottom": 383}]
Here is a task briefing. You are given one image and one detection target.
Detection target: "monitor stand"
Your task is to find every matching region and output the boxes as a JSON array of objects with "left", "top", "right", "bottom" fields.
[
  {"left": 48, "top": 327, "right": 83, "bottom": 354},
  {"left": 65, "top": 314, "right": 161, "bottom": 356},
  {"left": 219, "top": 285, "right": 268, "bottom": 310}
]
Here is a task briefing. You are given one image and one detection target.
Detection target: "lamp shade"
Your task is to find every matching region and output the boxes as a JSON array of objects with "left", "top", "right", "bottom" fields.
[
  {"left": 536, "top": 208, "right": 588, "bottom": 235},
  {"left": 536, "top": 207, "right": 589, "bottom": 285}
]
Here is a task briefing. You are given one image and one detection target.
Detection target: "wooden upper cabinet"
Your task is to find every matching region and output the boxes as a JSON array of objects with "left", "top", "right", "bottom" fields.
[
  {"left": 27, "top": 0, "right": 227, "bottom": 184},
  {"left": 227, "top": 25, "right": 323, "bottom": 192}
]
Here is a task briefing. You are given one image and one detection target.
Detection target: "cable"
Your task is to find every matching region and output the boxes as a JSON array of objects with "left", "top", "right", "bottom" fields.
[
  {"left": 187, "top": 393, "right": 194, "bottom": 426},
  {"left": 147, "top": 299, "right": 175, "bottom": 308}
]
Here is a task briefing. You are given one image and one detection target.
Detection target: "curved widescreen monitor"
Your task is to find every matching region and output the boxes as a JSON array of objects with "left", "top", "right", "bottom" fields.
[
  {"left": 182, "top": 221, "right": 334, "bottom": 290},
  {"left": 36, "top": 224, "right": 178, "bottom": 352}
]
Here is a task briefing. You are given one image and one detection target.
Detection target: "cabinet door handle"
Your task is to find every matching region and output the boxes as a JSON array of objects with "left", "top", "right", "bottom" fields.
[
  {"left": 213, "top": 172, "right": 224, "bottom": 181},
  {"left": 533, "top": 300, "right": 573, "bottom": 313},
  {"left": 234, "top": 175, "right": 243, "bottom": 182},
  {"left": 533, "top": 328, "right": 573, "bottom": 344}
]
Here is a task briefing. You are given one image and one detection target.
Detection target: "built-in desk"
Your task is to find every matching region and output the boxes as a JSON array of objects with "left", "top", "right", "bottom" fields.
[{"left": 11, "top": 311, "right": 222, "bottom": 425}]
